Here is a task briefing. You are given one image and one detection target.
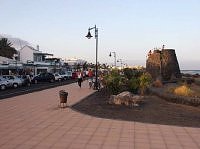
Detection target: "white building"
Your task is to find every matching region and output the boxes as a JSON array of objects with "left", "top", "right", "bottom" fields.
[
  {"left": 20, "top": 45, "right": 53, "bottom": 64},
  {"left": 65, "top": 57, "right": 86, "bottom": 66},
  {"left": 19, "top": 45, "right": 53, "bottom": 75}
]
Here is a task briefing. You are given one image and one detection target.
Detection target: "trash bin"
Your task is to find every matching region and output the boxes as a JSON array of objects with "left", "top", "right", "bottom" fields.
[{"left": 59, "top": 90, "right": 68, "bottom": 107}]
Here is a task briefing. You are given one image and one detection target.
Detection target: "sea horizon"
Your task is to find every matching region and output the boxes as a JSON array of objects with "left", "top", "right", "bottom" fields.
[{"left": 181, "top": 70, "right": 200, "bottom": 75}]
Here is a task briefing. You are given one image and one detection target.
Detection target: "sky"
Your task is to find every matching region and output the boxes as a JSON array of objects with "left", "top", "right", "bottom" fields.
[{"left": 1, "top": 0, "right": 200, "bottom": 69}]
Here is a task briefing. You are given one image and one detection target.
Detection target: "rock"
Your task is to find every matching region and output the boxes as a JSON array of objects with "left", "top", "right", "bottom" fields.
[
  {"left": 108, "top": 91, "right": 144, "bottom": 107},
  {"left": 146, "top": 49, "right": 181, "bottom": 81}
]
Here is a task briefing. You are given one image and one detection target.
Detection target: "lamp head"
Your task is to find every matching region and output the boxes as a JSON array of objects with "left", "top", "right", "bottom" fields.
[{"left": 86, "top": 30, "right": 93, "bottom": 39}]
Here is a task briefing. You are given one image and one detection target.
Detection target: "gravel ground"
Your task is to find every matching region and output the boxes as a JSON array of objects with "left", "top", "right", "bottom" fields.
[{"left": 72, "top": 88, "right": 200, "bottom": 128}]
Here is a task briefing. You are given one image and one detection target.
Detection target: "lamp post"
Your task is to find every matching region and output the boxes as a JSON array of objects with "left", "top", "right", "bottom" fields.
[
  {"left": 124, "top": 63, "right": 128, "bottom": 68},
  {"left": 86, "top": 25, "right": 98, "bottom": 90},
  {"left": 13, "top": 54, "right": 18, "bottom": 75},
  {"left": 117, "top": 59, "right": 123, "bottom": 69},
  {"left": 109, "top": 51, "right": 116, "bottom": 67},
  {"left": 54, "top": 59, "right": 57, "bottom": 73}
]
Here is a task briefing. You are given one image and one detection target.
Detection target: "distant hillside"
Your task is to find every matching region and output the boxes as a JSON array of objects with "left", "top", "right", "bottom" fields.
[{"left": 0, "top": 34, "right": 31, "bottom": 50}]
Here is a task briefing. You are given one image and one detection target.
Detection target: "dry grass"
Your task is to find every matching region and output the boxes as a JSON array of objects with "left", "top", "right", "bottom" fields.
[
  {"left": 164, "top": 83, "right": 200, "bottom": 98},
  {"left": 166, "top": 86, "right": 175, "bottom": 93},
  {"left": 174, "top": 85, "right": 194, "bottom": 96}
]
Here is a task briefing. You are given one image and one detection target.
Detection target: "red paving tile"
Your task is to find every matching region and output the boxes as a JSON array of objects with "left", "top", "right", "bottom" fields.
[{"left": 0, "top": 81, "right": 200, "bottom": 149}]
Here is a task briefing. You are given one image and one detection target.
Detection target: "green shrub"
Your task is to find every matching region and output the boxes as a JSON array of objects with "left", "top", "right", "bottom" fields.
[
  {"left": 128, "top": 77, "right": 139, "bottom": 94},
  {"left": 104, "top": 70, "right": 152, "bottom": 95},
  {"left": 123, "top": 68, "right": 143, "bottom": 80},
  {"left": 123, "top": 68, "right": 134, "bottom": 80},
  {"left": 103, "top": 70, "right": 123, "bottom": 95},
  {"left": 133, "top": 70, "right": 143, "bottom": 78},
  {"left": 139, "top": 72, "right": 152, "bottom": 95},
  {"left": 107, "top": 76, "right": 122, "bottom": 95}
]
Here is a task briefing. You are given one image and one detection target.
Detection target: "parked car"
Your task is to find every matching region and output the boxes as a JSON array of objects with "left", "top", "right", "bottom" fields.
[
  {"left": 17, "top": 75, "right": 31, "bottom": 86},
  {"left": 2, "top": 75, "right": 23, "bottom": 88},
  {"left": 54, "top": 73, "right": 62, "bottom": 82},
  {"left": 32, "top": 72, "right": 55, "bottom": 84},
  {"left": 0, "top": 77, "right": 11, "bottom": 90},
  {"left": 59, "top": 71, "right": 72, "bottom": 80}
]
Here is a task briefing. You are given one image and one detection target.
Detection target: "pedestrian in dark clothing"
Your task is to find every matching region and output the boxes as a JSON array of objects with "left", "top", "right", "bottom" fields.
[{"left": 77, "top": 71, "right": 83, "bottom": 88}]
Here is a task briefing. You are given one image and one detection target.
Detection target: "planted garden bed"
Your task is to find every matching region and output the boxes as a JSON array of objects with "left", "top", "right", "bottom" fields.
[{"left": 72, "top": 88, "right": 200, "bottom": 127}]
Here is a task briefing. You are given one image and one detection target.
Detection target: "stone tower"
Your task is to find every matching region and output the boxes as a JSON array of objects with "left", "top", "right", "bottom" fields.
[{"left": 146, "top": 49, "right": 181, "bottom": 81}]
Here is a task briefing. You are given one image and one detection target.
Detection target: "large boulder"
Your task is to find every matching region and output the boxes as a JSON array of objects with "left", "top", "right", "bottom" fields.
[{"left": 108, "top": 91, "right": 144, "bottom": 107}]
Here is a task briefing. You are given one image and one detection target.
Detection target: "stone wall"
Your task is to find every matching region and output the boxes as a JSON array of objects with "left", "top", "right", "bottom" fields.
[{"left": 146, "top": 49, "right": 181, "bottom": 81}]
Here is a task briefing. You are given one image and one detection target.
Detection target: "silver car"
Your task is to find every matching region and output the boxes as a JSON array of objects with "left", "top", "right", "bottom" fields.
[
  {"left": 2, "top": 75, "right": 23, "bottom": 88},
  {"left": 0, "top": 77, "right": 11, "bottom": 90},
  {"left": 54, "top": 73, "right": 62, "bottom": 82},
  {"left": 59, "top": 71, "right": 72, "bottom": 80}
]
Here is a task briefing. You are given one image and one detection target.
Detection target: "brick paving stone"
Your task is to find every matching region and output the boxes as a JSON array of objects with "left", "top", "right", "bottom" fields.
[
  {"left": 151, "top": 143, "right": 167, "bottom": 149},
  {"left": 15, "top": 144, "right": 34, "bottom": 149},
  {"left": 1, "top": 81, "right": 200, "bottom": 149},
  {"left": 102, "top": 145, "right": 118, "bottom": 149},
  {"left": 85, "top": 144, "right": 102, "bottom": 149},
  {"left": 52, "top": 141, "right": 71, "bottom": 148},
  {"left": 0, "top": 144, "right": 18, "bottom": 149},
  {"left": 167, "top": 144, "right": 184, "bottom": 149},
  {"left": 134, "top": 142, "right": 151, "bottom": 149}
]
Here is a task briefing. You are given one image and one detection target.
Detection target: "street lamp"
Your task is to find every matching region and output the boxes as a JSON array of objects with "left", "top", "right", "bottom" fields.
[
  {"left": 117, "top": 59, "right": 123, "bottom": 69},
  {"left": 109, "top": 51, "right": 116, "bottom": 67},
  {"left": 86, "top": 25, "right": 99, "bottom": 90},
  {"left": 124, "top": 63, "right": 128, "bottom": 68},
  {"left": 54, "top": 59, "right": 57, "bottom": 73},
  {"left": 13, "top": 53, "right": 18, "bottom": 75}
]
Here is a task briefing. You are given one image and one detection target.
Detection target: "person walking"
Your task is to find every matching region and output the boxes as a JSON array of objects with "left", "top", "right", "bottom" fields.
[
  {"left": 88, "top": 69, "right": 93, "bottom": 88},
  {"left": 77, "top": 71, "right": 83, "bottom": 88},
  {"left": 88, "top": 69, "right": 93, "bottom": 78}
]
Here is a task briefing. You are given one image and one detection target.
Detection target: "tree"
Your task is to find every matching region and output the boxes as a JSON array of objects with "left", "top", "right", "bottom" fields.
[
  {"left": 74, "top": 63, "right": 81, "bottom": 71},
  {"left": 100, "top": 63, "right": 109, "bottom": 69},
  {"left": 0, "top": 38, "right": 17, "bottom": 59},
  {"left": 0, "top": 38, "right": 13, "bottom": 48},
  {"left": 88, "top": 63, "right": 95, "bottom": 69},
  {"left": 82, "top": 62, "right": 88, "bottom": 70}
]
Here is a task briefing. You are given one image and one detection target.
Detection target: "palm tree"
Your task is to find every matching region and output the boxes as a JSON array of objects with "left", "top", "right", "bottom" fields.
[
  {"left": 0, "top": 38, "right": 17, "bottom": 59},
  {"left": 0, "top": 38, "right": 12, "bottom": 48},
  {"left": 82, "top": 62, "right": 88, "bottom": 70}
]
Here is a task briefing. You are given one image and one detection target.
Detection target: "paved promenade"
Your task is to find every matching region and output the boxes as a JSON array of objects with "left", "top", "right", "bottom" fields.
[{"left": 0, "top": 81, "right": 200, "bottom": 149}]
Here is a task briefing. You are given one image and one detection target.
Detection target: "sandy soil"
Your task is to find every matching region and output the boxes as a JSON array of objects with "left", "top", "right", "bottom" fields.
[{"left": 72, "top": 88, "right": 200, "bottom": 128}]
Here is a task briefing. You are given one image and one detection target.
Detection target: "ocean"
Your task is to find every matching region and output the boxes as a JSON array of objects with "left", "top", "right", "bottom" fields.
[{"left": 181, "top": 70, "right": 200, "bottom": 75}]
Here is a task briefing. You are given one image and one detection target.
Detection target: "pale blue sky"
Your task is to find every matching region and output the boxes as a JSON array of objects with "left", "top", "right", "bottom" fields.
[{"left": 1, "top": 0, "right": 200, "bottom": 69}]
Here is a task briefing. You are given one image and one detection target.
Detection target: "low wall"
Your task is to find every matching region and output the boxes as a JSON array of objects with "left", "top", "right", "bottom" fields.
[{"left": 149, "top": 87, "right": 200, "bottom": 107}]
